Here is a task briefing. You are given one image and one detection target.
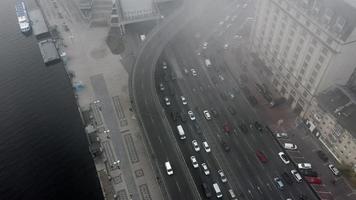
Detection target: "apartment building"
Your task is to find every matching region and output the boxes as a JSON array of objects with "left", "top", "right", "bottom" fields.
[
  {"left": 250, "top": 0, "right": 356, "bottom": 116},
  {"left": 305, "top": 85, "right": 356, "bottom": 167}
]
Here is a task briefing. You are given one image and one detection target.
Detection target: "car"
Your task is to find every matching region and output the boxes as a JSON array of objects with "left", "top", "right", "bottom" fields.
[
  {"left": 227, "top": 106, "right": 236, "bottom": 115},
  {"left": 221, "top": 141, "right": 231, "bottom": 152},
  {"left": 183, "top": 68, "right": 189, "bottom": 74},
  {"left": 304, "top": 176, "right": 322, "bottom": 185},
  {"left": 282, "top": 172, "right": 293, "bottom": 185},
  {"left": 190, "top": 156, "right": 198, "bottom": 168},
  {"left": 243, "top": 3, "right": 248, "bottom": 8},
  {"left": 274, "top": 177, "right": 285, "bottom": 190},
  {"left": 192, "top": 140, "right": 200, "bottom": 152},
  {"left": 170, "top": 111, "right": 178, "bottom": 122},
  {"left": 218, "top": 74, "right": 225, "bottom": 81},
  {"left": 202, "top": 42, "right": 208, "bottom": 49},
  {"left": 162, "top": 61, "right": 168, "bottom": 70},
  {"left": 180, "top": 112, "right": 187, "bottom": 122},
  {"left": 284, "top": 143, "right": 298, "bottom": 150},
  {"left": 203, "top": 110, "right": 211, "bottom": 120},
  {"left": 278, "top": 152, "right": 290, "bottom": 164},
  {"left": 299, "top": 169, "right": 318, "bottom": 177},
  {"left": 203, "top": 141, "right": 211, "bottom": 152},
  {"left": 164, "top": 97, "right": 171, "bottom": 106},
  {"left": 291, "top": 169, "right": 303, "bottom": 182},
  {"left": 328, "top": 164, "right": 341, "bottom": 176},
  {"left": 188, "top": 110, "right": 196, "bottom": 121},
  {"left": 191, "top": 68, "right": 198, "bottom": 76},
  {"left": 220, "top": 92, "right": 227, "bottom": 101},
  {"left": 218, "top": 170, "right": 228, "bottom": 183},
  {"left": 276, "top": 132, "right": 288, "bottom": 138},
  {"left": 239, "top": 124, "right": 248, "bottom": 133},
  {"left": 211, "top": 108, "right": 218, "bottom": 118},
  {"left": 159, "top": 83, "right": 165, "bottom": 91},
  {"left": 256, "top": 150, "right": 268, "bottom": 163},
  {"left": 298, "top": 163, "right": 312, "bottom": 170},
  {"left": 248, "top": 95, "right": 258, "bottom": 106},
  {"left": 254, "top": 121, "right": 263, "bottom": 131},
  {"left": 228, "top": 189, "right": 237, "bottom": 199},
  {"left": 317, "top": 150, "right": 329, "bottom": 162},
  {"left": 201, "top": 183, "right": 212, "bottom": 198},
  {"left": 181, "top": 96, "right": 187, "bottom": 105},
  {"left": 219, "top": 21, "right": 224, "bottom": 26},
  {"left": 165, "top": 161, "right": 173, "bottom": 175},
  {"left": 201, "top": 163, "right": 210, "bottom": 175},
  {"left": 223, "top": 123, "right": 231, "bottom": 133},
  {"left": 224, "top": 44, "right": 229, "bottom": 49},
  {"left": 171, "top": 72, "right": 177, "bottom": 80},
  {"left": 194, "top": 123, "right": 202, "bottom": 134}
]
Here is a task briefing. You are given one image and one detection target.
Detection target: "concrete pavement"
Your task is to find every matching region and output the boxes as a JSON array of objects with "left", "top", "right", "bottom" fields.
[{"left": 37, "top": 0, "right": 163, "bottom": 199}]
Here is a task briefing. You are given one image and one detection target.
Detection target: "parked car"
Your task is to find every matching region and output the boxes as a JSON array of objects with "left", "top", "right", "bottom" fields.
[
  {"left": 291, "top": 169, "right": 303, "bottom": 182},
  {"left": 159, "top": 83, "right": 165, "bottom": 91},
  {"left": 276, "top": 132, "right": 288, "bottom": 138},
  {"left": 248, "top": 95, "right": 258, "bottom": 106},
  {"left": 191, "top": 68, "right": 198, "bottom": 76},
  {"left": 190, "top": 156, "right": 198, "bottom": 168},
  {"left": 239, "top": 124, "right": 248, "bottom": 133},
  {"left": 180, "top": 96, "right": 187, "bottom": 105},
  {"left": 201, "top": 183, "right": 212, "bottom": 198},
  {"left": 282, "top": 172, "right": 293, "bottom": 185},
  {"left": 299, "top": 169, "right": 318, "bottom": 177},
  {"left": 218, "top": 170, "right": 227, "bottom": 183},
  {"left": 278, "top": 152, "right": 290, "bottom": 164},
  {"left": 328, "top": 164, "right": 341, "bottom": 176},
  {"left": 284, "top": 143, "right": 298, "bottom": 150},
  {"left": 211, "top": 108, "right": 218, "bottom": 118},
  {"left": 256, "top": 150, "right": 268, "bottom": 163},
  {"left": 188, "top": 110, "right": 196, "bottom": 121},
  {"left": 223, "top": 123, "right": 231, "bottom": 133},
  {"left": 203, "top": 110, "right": 212, "bottom": 120},
  {"left": 180, "top": 112, "right": 187, "bottom": 122},
  {"left": 304, "top": 176, "right": 322, "bottom": 185},
  {"left": 254, "top": 121, "right": 263, "bottom": 131},
  {"left": 221, "top": 140, "right": 231, "bottom": 152},
  {"left": 298, "top": 163, "right": 312, "bottom": 170},
  {"left": 194, "top": 123, "right": 202, "bottom": 134},
  {"left": 227, "top": 106, "right": 236, "bottom": 115},
  {"left": 162, "top": 61, "right": 168, "bottom": 70},
  {"left": 317, "top": 150, "right": 329, "bottom": 162},
  {"left": 164, "top": 97, "right": 171, "bottom": 106}
]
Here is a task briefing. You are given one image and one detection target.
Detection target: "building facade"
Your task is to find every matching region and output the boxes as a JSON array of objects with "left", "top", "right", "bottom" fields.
[
  {"left": 305, "top": 85, "right": 356, "bottom": 168},
  {"left": 250, "top": 0, "right": 356, "bottom": 116}
]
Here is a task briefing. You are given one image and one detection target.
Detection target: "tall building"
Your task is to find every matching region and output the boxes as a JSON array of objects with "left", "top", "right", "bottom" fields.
[{"left": 250, "top": 0, "right": 356, "bottom": 116}]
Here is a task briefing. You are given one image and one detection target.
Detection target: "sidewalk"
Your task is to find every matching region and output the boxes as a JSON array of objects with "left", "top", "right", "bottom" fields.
[{"left": 37, "top": 0, "right": 163, "bottom": 199}]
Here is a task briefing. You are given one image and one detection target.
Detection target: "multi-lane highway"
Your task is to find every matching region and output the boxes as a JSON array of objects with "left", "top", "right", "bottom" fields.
[{"left": 131, "top": 0, "right": 320, "bottom": 199}]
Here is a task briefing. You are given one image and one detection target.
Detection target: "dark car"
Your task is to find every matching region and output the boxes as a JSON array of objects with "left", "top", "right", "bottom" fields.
[
  {"left": 299, "top": 169, "right": 318, "bottom": 177},
  {"left": 254, "top": 121, "right": 263, "bottom": 131},
  {"left": 180, "top": 112, "right": 187, "bottom": 123},
  {"left": 170, "top": 111, "right": 178, "bottom": 122},
  {"left": 223, "top": 123, "right": 231, "bottom": 133},
  {"left": 227, "top": 106, "right": 236, "bottom": 115},
  {"left": 248, "top": 95, "right": 258, "bottom": 106},
  {"left": 220, "top": 92, "right": 227, "bottom": 101},
  {"left": 304, "top": 176, "right": 322, "bottom": 185},
  {"left": 211, "top": 108, "right": 218, "bottom": 118},
  {"left": 281, "top": 172, "right": 293, "bottom": 185},
  {"left": 256, "top": 150, "right": 268, "bottom": 163},
  {"left": 194, "top": 123, "right": 202, "bottom": 134},
  {"left": 221, "top": 141, "right": 231, "bottom": 152},
  {"left": 171, "top": 72, "right": 177, "bottom": 80},
  {"left": 239, "top": 124, "right": 248, "bottom": 133},
  {"left": 316, "top": 150, "right": 329, "bottom": 162},
  {"left": 201, "top": 183, "right": 212, "bottom": 198}
]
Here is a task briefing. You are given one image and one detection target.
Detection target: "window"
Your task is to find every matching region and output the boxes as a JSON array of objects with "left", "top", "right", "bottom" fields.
[
  {"left": 300, "top": 69, "right": 305, "bottom": 75},
  {"left": 298, "top": 76, "right": 303, "bottom": 81},
  {"left": 279, "top": 30, "right": 284, "bottom": 36},
  {"left": 281, "top": 23, "right": 286, "bottom": 29},
  {"left": 303, "top": 91, "right": 308, "bottom": 97},
  {"left": 294, "top": 53, "right": 299, "bottom": 59},
  {"left": 295, "top": 82, "right": 300, "bottom": 88},
  {"left": 305, "top": 54, "right": 311, "bottom": 62},
  {"left": 308, "top": 47, "right": 314, "bottom": 54},
  {"left": 290, "top": 30, "right": 295, "bottom": 36},
  {"left": 307, "top": 84, "right": 312, "bottom": 90},
  {"left": 316, "top": 28, "right": 321, "bottom": 35},
  {"left": 287, "top": 74, "right": 291, "bottom": 79},
  {"left": 309, "top": 77, "right": 315, "bottom": 84},
  {"left": 326, "top": 37, "right": 333, "bottom": 45},
  {"left": 319, "top": 56, "right": 325, "bottom": 63},
  {"left": 305, "top": 20, "right": 310, "bottom": 27},
  {"left": 291, "top": 90, "right": 296, "bottom": 96},
  {"left": 312, "top": 70, "right": 317, "bottom": 77},
  {"left": 291, "top": 60, "right": 296, "bottom": 66},
  {"left": 302, "top": 29, "right": 308, "bottom": 37},
  {"left": 299, "top": 38, "right": 305, "bottom": 44},
  {"left": 312, "top": 38, "right": 317, "bottom": 46},
  {"left": 279, "top": 66, "right": 283, "bottom": 71},
  {"left": 296, "top": 46, "right": 301, "bottom": 53},
  {"left": 302, "top": 62, "right": 308, "bottom": 68}
]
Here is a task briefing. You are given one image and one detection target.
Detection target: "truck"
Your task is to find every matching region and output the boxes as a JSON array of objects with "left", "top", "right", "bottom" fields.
[
  {"left": 205, "top": 59, "right": 212, "bottom": 67},
  {"left": 177, "top": 125, "right": 186, "bottom": 140}
]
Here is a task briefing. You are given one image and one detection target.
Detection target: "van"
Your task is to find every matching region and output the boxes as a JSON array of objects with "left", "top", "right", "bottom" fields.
[
  {"left": 176, "top": 125, "right": 186, "bottom": 139},
  {"left": 165, "top": 161, "right": 173, "bottom": 175},
  {"left": 213, "top": 182, "right": 223, "bottom": 198},
  {"left": 205, "top": 59, "right": 212, "bottom": 67}
]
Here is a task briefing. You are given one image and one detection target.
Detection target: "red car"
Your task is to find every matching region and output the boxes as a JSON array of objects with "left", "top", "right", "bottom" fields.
[
  {"left": 304, "top": 176, "right": 322, "bottom": 185},
  {"left": 256, "top": 150, "right": 268, "bottom": 163},
  {"left": 223, "top": 123, "right": 231, "bottom": 133}
]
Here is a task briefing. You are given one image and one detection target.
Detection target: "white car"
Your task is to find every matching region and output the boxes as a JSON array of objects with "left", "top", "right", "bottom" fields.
[
  {"left": 298, "top": 163, "right": 312, "bottom": 170},
  {"left": 192, "top": 140, "right": 200, "bottom": 152},
  {"left": 219, "top": 21, "right": 224, "bottom": 26},
  {"left": 203, "top": 110, "right": 211, "bottom": 120},
  {"left": 328, "top": 164, "right": 341, "bottom": 176},
  {"left": 191, "top": 68, "right": 198, "bottom": 76},
  {"left": 159, "top": 83, "right": 165, "bottom": 91},
  {"left": 190, "top": 156, "right": 199, "bottom": 168},
  {"left": 201, "top": 163, "right": 210, "bottom": 175},
  {"left": 243, "top": 3, "right": 248, "bottom": 8},
  {"left": 181, "top": 96, "right": 187, "bottom": 105},
  {"left": 276, "top": 132, "right": 288, "bottom": 138},
  {"left": 202, "top": 42, "right": 208, "bottom": 49},
  {"left": 164, "top": 97, "right": 171, "bottom": 106},
  {"left": 162, "top": 61, "right": 167, "bottom": 70},
  {"left": 226, "top": 24, "right": 232, "bottom": 29},
  {"left": 188, "top": 110, "right": 196, "bottom": 121},
  {"left": 224, "top": 15, "right": 230, "bottom": 21},
  {"left": 291, "top": 169, "right": 302, "bottom": 182},
  {"left": 165, "top": 161, "right": 173, "bottom": 175},
  {"left": 218, "top": 170, "right": 227, "bottom": 183},
  {"left": 202, "top": 141, "right": 211, "bottom": 152},
  {"left": 218, "top": 74, "right": 225, "bottom": 81},
  {"left": 284, "top": 143, "right": 298, "bottom": 150},
  {"left": 224, "top": 44, "right": 229, "bottom": 49},
  {"left": 278, "top": 152, "right": 290, "bottom": 164}
]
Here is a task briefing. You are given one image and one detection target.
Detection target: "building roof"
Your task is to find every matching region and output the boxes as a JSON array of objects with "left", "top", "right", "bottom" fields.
[
  {"left": 28, "top": 9, "right": 49, "bottom": 36},
  {"left": 317, "top": 85, "right": 356, "bottom": 137}
]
